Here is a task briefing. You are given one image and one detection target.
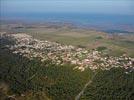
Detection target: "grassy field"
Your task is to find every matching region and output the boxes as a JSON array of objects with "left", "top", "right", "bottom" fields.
[
  {"left": 24, "top": 27, "right": 134, "bottom": 57},
  {"left": 1, "top": 23, "right": 134, "bottom": 57}
]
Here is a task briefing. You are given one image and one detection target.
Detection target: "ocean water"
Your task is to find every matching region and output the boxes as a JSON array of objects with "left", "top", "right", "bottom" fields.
[{"left": 1, "top": 12, "right": 134, "bottom": 31}]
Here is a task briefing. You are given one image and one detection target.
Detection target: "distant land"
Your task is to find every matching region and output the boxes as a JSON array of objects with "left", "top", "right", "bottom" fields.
[{"left": 1, "top": 13, "right": 134, "bottom": 33}]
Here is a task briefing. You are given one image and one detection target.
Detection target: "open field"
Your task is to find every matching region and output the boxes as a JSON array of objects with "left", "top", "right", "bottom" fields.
[{"left": 1, "top": 22, "right": 134, "bottom": 57}]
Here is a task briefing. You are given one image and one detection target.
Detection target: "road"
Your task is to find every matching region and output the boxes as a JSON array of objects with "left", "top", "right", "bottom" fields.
[{"left": 75, "top": 72, "right": 97, "bottom": 100}]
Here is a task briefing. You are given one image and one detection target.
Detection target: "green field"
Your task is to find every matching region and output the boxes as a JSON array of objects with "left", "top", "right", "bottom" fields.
[
  {"left": 25, "top": 27, "right": 134, "bottom": 57},
  {"left": 1, "top": 23, "right": 134, "bottom": 57}
]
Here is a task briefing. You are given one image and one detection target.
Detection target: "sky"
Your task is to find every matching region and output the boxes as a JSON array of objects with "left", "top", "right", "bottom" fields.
[{"left": 1, "top": 0, "right": 134, "bottom": 15}]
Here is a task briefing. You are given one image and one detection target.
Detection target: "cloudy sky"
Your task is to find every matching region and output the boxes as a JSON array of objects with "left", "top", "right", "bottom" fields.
[{"left": 1, "top": 0, "right": 134, "bottom": 15}]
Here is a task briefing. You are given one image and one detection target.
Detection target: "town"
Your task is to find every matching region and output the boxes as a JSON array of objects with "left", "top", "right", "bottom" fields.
[{"left": 1, "top": 32, "right": 134, "bottom": 72}]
